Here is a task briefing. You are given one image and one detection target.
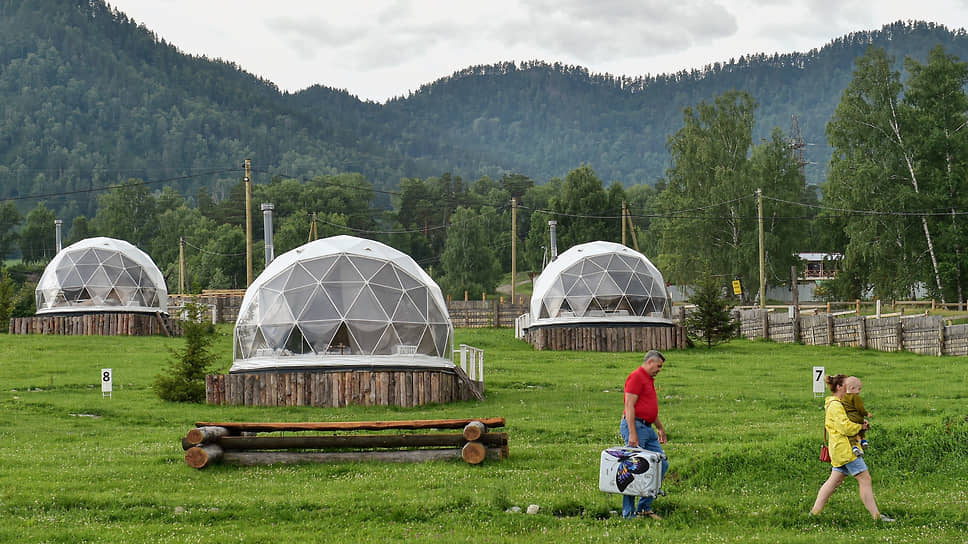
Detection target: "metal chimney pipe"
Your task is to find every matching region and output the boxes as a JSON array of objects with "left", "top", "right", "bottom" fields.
[
  {"left": 261, "top": 203, "right": 275, "bottom": 264},
  {"left": 548, "top": 220, "right": 558, "bottom": 261},
  {"left": 54, "top": 219, "right": 63, "bottom": 253}
]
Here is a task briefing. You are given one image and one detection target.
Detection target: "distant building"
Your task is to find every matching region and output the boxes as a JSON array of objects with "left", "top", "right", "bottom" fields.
[{"left": 799, "top": 252, "right": 842, "bottom": 281}]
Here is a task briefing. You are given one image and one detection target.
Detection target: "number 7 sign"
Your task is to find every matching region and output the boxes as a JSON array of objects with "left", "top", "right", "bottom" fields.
[{"left": 813, "top": 366, "right": 825, "bottom": 395}]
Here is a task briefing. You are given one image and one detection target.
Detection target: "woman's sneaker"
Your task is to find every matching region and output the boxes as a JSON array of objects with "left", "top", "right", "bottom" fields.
[
  {"left": 852, "top": 446, "right": 864, "bottom": 457},
  {"left": 860, "top": 439, "right": 869, "bottom": 448},
  {"left": 879, "top": 514, "right": 895, "bottom": 522}
]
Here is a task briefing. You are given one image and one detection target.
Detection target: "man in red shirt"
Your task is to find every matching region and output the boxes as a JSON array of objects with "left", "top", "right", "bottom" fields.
[{"left": 619, "top": 349, "right": 669, "bottom": 519}]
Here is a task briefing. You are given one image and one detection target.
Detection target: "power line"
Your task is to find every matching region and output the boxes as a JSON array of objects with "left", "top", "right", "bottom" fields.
[{"left": 4, "top": 168, "right": 237, "bottom": 202}]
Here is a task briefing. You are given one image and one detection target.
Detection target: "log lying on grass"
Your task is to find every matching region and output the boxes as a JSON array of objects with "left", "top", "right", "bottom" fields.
[
  {"left": 222, "top": 447, "right": 506, "bottom": 466},
  {"left": 182, "top": 418, "right": 509, "bottom": 469},
  {"left": 192, "top": 417, "right": 505, "bottom": 433},
  {"left": 185, "top": 444, "right": 223, "bottom": 469}
]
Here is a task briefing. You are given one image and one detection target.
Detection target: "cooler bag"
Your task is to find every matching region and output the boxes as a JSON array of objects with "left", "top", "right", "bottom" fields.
[{"left": 599, "top": 447, "right": 665, "bottom": 496}]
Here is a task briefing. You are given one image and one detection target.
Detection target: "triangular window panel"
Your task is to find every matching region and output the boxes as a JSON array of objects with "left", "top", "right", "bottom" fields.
[
  {"left": 417, "top": 325, "right": 437, "bottom": 354},
  {"left": 114, "top": 270, "right": 137, "bottom": 288},
  {"left": 91, "top": 248, "right": 113, "bottom": 264},
  {"left": 610, "top": 254, "right": 633, "bottom": 272},
  {"left": 284, "top": 284, "right": 318, "bottom": 320},
  {"left": 258, "top": 288, "right": 283, "bottom": 319},
  {"left": 322, "top": 256, "right": 363, "bottom": 282},
  {"left": 88, "top": 287, "right": 110, "bottom": 305},
  {"left": 284, "top": 326, "right": 313, "bottom": 355},
  {"left": 616, "top": 296, "right": 634, "bottom": 314},
  {"left": 263, "top": 267, "right": 293, "bottom": 293},
  {"left": 626, "top": 275, "right": 649, "bottom": 296},
  {"left": 75, "top": 264, "right": 99, "bottom": 283},
  {"left": 346, "top": 286, "right": 389, "bottom": 321},
  {"left": 369, "top": 263, "right": 402, "bottom": 289},
  {"left": 372, "top": 326, "right": 402, "bottom": 356},
  {"left": 579, "top": 258, "right": 604, "bottom": 275},
  {"left": 299, "top": 320, "right": 342, "bottom": 353},
  {"left": 407, "top": 286, "right": 429, "bottom": 316},
  {"left": 426, "top": 301, "right": 448, "bottom": 325},
  {"left": 639, "top": 276, "right": 657, "bottom": 297},
  {"left": 301, "top": 256, "right": 338, "bottom": 282},
  {"left": 74, "top": 287, "right": 92, "bottom": 303},
  {"left": 545, "top": 278, "right": 565, "bottom": 298},
  {"left": 597, "top": 273, "right": 622, "bottom": 296},
  {"left": 284, "top": 263, "right": 317, "bottom": 290},
  {"left": 61, "top": 267, "right": 84, "bottom": 289},
  {"left": 103, "top": 252, "right": 124, "bottom": 269},
  {"left": 87, "top": 267, "right": 112, "bottom": 288},
  {"left": 75, "top": 249, "right": 99, "bottom": 266},
  {"left": 115, "top": 287, "right": 138, "bottom": 304},
  {"left": 583, "top": 272, "right": 606, "bottom": 293},
  {"left": 590, "top": 255, "right": 612, "bottom": 270},
  {"left": 142, "top": 288, "right": 158, "bottom": 307},
  {"left": 261, "top": 292, "right": 295, "bottom": 325},
  {"left": 429, "top": 324, "right": 451, "bottom": 358},
  {"left": 245, "top": 326, "right": 269, "bottom": 357},
  {"left": 559, "top": 272, "right": 580, "bottom": 294},
  {"left": 629, "top": 296, "right": 649, "bottom": 316},
  {"left": 260, "top": 324, "right": 293, "bottom": 351},
  {"left": 542, "top": 296, "right": 566, "bottom": 318},
  {"left": 392, "top": 292, "right": 425, "bottom": 323},
  {"left": 609, "top": 271, "right": 634, "bottom": 292},
  {"left": 105, "top": 288, "right": 122, "bottom": 305},
  {"left": 349, "top": 256, "right": 384, "bottom": 281},
  {"left": 346, "top": 321, "right": 388, "bottom": 356},
  {"left": 298, "top": 287, "right": 340, "bottom": 321},
  {"left": 101, "top": 265, "right": 123, "bottom": 285},
  {"left": 125, "top": 266, "right": 145, "bottom": 286},
  {"left": 329, "top": 323, "right": 353, "bottom": 354},
  {"left": 369, "top": 284, "right": 404, "bottom": 320},
  {"left": 568, "top": 295, "right": 593, "bottom": 316},
  {"left": 568, "top": 277, "right": 593, "bottom": 298},
  {"left": 323, "top": 282, "right": 364, "bottom": 316},
  {"left": 597, "top": 295, "right": 622, "bottom": 312},
  {"left": 393, "top": 323, "right": 428, "bottom": 349},
  {"left": 397, "top": 269, "right": 422, "bottom": 291}
]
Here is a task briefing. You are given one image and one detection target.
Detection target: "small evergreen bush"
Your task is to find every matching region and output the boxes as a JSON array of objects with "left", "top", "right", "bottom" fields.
[
  {"left": 153, "top": 300, "right": 218, "bottom": 402},
  {"left": 684, "top": 278, "right": 740, "bottom": 348}
]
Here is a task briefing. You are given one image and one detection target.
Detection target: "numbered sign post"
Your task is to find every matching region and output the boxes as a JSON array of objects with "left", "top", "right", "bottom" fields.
[
  {"left": 812, "top": 366, "right": 825, "bottom": 397},
  {"left": 101, "top": 368, "right": 113, "bottom": 398}
]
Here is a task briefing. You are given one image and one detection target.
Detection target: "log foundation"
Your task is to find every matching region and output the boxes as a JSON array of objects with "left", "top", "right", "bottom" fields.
[{"left": 523, "top": 323, "right": 685, "bottom": 352}]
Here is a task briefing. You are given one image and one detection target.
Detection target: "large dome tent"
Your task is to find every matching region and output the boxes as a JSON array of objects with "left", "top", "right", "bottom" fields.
[
  {"left": 231, "top": 235, "right": 454, "bottom": 373},
  {"left": 35, "top": 237, "right": 168, "bottom": 315},
  {"left": 529, "top": 241, "right": 672, "bottom": 327}
]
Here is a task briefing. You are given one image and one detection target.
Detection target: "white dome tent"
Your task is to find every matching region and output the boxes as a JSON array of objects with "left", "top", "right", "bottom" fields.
[
  {"left": 529, "top": 241, "right": 672, "bottom": 327},
  {"left": 231, "top": 235, "right": 454, "bottom": 373},
  {"left": 35, "top": 237, "right": 168, "bottom": 315}
]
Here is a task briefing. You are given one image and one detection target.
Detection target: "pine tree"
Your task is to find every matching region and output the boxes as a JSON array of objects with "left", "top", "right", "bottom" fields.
[
  {"left": 154, "top": 300, "right": 219, "bottom": 402},
  {"left": 684, "top": 279, "right": 740, "bottom": 349}
]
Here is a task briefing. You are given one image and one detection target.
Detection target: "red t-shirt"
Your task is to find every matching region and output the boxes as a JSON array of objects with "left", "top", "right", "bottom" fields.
[{"left": 625, "top": 366, "right": 658, "bottom": 423}]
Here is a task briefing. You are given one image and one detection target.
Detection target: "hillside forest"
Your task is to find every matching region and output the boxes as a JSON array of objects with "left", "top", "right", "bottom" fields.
[{"left": 2, "top": 1, "right": 968, "bottom": 318}]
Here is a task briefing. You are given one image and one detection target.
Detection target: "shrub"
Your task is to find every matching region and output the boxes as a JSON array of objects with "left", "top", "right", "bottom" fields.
[
  {"left": 684, "top": 278, "right": 740, "bottom": 348},
  {"left": 153, "top": 300, "right": 218, "bottom": 402}
]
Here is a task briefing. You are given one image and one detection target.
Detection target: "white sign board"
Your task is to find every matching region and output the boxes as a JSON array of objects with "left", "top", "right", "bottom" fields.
[
  {"left": 812, "top": 366, "right": 825, "bottom": 395},
  {"left": 101, "top": 368, "right": 113, "bottom": 397}
]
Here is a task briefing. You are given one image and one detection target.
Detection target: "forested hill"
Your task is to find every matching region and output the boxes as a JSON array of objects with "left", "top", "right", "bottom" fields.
[{"left": 3, "top": 0, "right": 968, "bottom": 225}]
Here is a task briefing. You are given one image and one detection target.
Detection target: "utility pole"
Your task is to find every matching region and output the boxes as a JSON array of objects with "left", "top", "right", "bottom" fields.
[
  {"left": 244, "top": 159, "right": 253, "bottom": 287},
  {"left": 511, "top": 198, "right": 517, "bottom": 304},
  {"left": 309, "top": 212, "right": 318, "bottom": 242},
  {"left": 179, "top": 236, "right": 186, "bottom": 294},
  {"left": 625, "top": 206, "right": 640, "bottom": 252},
  {"left": 757, "top": 188, "right": 765, "bottom": 309}
]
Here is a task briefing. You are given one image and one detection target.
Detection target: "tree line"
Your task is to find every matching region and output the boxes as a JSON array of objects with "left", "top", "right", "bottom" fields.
[{"left": 4, "top": 43, "right": 968, "bottom": 321}]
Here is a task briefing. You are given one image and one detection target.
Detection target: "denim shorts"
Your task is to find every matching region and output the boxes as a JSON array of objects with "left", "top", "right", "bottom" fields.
[{"left": 832, "top": 456, "right": 869, "bottom": 476}]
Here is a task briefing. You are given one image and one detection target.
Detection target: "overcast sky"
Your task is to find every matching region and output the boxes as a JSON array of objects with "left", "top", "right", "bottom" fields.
[{"left": 107, "top": 0, "right": 968, "bottom": 103}]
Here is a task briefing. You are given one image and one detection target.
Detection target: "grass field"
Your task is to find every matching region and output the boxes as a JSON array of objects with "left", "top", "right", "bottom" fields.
[{"left": 1, "top": 328, "right": 966, "bottom": 543}]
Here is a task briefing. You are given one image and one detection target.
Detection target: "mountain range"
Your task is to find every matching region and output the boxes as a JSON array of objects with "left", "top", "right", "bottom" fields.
[{"left": 3, "top": 0, "right": 968, "bottom": 225}]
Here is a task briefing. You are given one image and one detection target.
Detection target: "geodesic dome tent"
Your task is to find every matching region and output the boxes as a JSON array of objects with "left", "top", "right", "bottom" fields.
[
  {"left": 231, "top": 235, "right": 454, "bottom": 373},
  {"left": 35, "top": 237, "right": 168, "bottom": 315},
  {"left": 529, "top": 241, "right": 672, "bottom": 326}
]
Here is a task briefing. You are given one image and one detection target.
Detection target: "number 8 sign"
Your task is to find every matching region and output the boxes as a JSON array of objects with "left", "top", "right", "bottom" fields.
[{"left": 101, "top": 368, "right": 112, "bottom": 397}]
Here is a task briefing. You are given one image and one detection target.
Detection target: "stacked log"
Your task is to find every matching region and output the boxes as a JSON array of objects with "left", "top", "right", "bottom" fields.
[{"left": 182, "top": 418, "right": 509, "bottom": 469}]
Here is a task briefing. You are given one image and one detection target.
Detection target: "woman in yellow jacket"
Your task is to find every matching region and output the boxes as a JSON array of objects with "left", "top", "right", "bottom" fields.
[{"left": 810, "top": 373, "right": 894, "bottom": 522}]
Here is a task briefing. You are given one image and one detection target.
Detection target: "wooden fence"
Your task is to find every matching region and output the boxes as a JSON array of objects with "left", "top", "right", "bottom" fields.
[
  {"left": 169, "top": 290, "right": 245, "bottom": 323},
  {"left": 446, "top": 300, "right": 529, "bottom": 328},
  {"left": 737, "top": 309, "right": 968, "bottom": 356},
  {"left": 9, "top": 312, "right": 183, "bottom": 337}
]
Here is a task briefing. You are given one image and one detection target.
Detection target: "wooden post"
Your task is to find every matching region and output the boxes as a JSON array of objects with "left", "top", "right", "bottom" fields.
[
  {"left": 791, "top": 265, "right": 800, "bottom": 343},
  {"left": 896, "top": 320, "right": 904, "bottom": 352},
  {"left": 859, "top": 317, "right": 868, "bottom": 350},
  {"left": 511, "top": 197, "right": 517, "bottom": 304},
  {"left": 761, "top": 310, "right": 769, "bottom": 340},
  {"left": 939, "top": 322, "right": 945, "bottom": 356},
  {"left": 827, "top": 315, "right": 834, "bottom": 346}
]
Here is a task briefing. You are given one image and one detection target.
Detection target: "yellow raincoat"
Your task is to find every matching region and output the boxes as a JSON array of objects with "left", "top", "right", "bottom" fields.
[{"left": 824, "top": 396, "right": 863, "bottom": 467}]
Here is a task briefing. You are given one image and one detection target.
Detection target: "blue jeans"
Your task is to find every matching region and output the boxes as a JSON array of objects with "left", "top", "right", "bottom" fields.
[{"left": 619, "top": 417, "right": 669, "bottom": 518}]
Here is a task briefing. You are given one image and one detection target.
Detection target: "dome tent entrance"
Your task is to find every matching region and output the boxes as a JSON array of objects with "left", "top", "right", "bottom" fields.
[
  {"left": 529, "top": 241, "right": 672, "bottom": 327},
  {"left": 231, "top": 235, "right": 454, "bottom": 373},
  {"left": 35, "top": 237, "right": 168, "bottom": 315}
]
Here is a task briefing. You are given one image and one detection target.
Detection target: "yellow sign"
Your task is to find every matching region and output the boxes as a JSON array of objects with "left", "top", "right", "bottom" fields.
[{"left": 732, "top": 280, "right": 742, "bottom": 295}]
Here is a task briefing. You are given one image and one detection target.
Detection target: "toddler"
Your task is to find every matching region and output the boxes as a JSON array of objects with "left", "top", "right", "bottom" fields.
[{"left": 842, "top": 376, "right": 871, "bottom": 456}]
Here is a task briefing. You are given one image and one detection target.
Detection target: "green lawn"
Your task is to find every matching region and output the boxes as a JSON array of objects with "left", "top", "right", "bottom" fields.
[{"left": 1, "top": 328, "right": 966, "bottom": 543}]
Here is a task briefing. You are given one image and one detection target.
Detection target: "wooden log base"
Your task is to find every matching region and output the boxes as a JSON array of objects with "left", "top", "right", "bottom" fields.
[
  {"left": 213, "top": 432, "right": 508, "bottom": 451},
  {"left": 461, "top": 441, "right": 486, "bottom": 464},
  {"left": 462, "top": 420, "right": 487, "bottom": 441},
  {"left": 186, "top": 425, "right": 231, "bottom": 445}
]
